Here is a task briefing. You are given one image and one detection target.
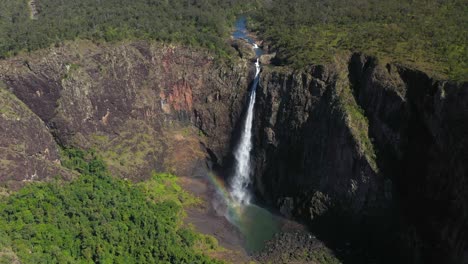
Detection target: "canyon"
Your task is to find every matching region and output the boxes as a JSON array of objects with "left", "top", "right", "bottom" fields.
[{"left": 0, "top": 39, "right": 466, "bottom": 263}]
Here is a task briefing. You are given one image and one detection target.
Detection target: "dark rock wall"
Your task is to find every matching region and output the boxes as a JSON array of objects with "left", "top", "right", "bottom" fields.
[
  {"left": 254, "top": 65, "right": 384, "bottom": 216},
  {"left": 253, "top": 62, "right": 391, "bottom": 261},
  {"left": 253, "top": 55, "right": 468, "bottom": 263},
  {"left": 350, "top": 53, "right": 468, "bottom": 263}
]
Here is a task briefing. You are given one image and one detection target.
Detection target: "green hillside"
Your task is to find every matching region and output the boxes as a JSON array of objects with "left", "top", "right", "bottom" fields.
[{"left": 0, "top": 149, "right": 221, "bottom": 263}]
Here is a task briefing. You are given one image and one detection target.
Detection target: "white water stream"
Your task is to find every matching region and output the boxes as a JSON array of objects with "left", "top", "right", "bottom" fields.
[{"left": 230, "top": 57, "right": 261, "bottom": 204}]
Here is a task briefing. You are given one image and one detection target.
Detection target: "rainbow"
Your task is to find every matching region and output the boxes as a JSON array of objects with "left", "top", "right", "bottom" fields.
[
  {"left": 205, "top": 172, "right": 244, "bottom": 225},
  {"left": 205, "top": 171, "right": 231, "bottom": 203},
  {"left": 205, "top": 171, "right": 280, "bottom": 253}
]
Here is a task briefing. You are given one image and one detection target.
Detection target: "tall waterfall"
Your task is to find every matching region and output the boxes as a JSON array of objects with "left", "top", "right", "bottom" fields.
[{"left": 230, "top": 58, "right": 261, "bottom": 204}]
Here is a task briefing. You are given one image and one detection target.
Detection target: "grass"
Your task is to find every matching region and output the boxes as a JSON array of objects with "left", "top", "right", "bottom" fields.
[
  {"left": 88, "top": 120, "right": 164, "bottom": 177},
  {"left": 0, "top": 247, "right": 20, "bottom": 264},
  {"left": 334, "top": 57, "right": 378, "bottom": 172},
  {"left": 137, "top": 172, "right": 201, "bottom": 208},
  {"left": 0, "top": 88, "right": 23, "bottom": 120}
]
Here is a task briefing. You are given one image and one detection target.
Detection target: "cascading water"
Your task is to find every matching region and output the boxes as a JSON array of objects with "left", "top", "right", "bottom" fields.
[
  {"left": 207, "top": 17, "right": 279, "bottom": 253},
  {"left": 230, "top": 58, "right": 261, "bottom": 204}
]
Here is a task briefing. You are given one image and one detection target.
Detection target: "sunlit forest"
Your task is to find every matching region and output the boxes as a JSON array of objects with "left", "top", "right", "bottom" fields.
[
  {"left": 1, "top": 0, "right": 466, "bottom": 79},
  {"left": 0, "top": 149, "right": 221, "bottom": 263},
  {"left": 0, "top": 0, "right": 256, "bottom": 59},
  {"left": 251, "top": 0, "right": 467, "bottom": 80}
]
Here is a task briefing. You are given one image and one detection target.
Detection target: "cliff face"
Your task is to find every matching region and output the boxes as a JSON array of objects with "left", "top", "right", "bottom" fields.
[
  {"left": 253, "top": 54, "right": 468, "bottom": 263},
  {"left": 254, "top": 65, "right": 380, "bottom": 215},
  {"left": 350, "top": 54, "right": 468, "bottom": 263},
  {"left": 0, "top": 40, "right": 250, "bottom": 183}
]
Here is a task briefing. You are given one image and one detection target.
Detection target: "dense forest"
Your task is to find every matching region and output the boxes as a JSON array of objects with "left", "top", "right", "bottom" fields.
[
  {"left": 0, "top": 0, "right": 466, "bottom": 80},
  {"left": 0, "top": 0, "right": 257, "bottom": 59},
  {"left": 251, "top": 0, "right": 467, "bottom": 81},
  {"left": 0, "top": 149, "right": 221, "bottom": 263}
]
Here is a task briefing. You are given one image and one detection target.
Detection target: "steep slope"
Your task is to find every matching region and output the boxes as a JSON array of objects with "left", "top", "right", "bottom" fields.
[
  {"left": 0, "top": 83, "right": 74, "bottom": 189},
  {"left": 350, "top": 54, "right": 468, "bottom": 263},
  {"left": 253, "top": 61, "right": 390, "bottom": 261}
]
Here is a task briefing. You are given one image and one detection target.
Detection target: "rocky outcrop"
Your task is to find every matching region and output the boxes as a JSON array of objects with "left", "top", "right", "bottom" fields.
[
  {"left": 0, "top": 82, "right": 73, "bottom": 190},
  {"left": 252, "top": 54, "right": 468, "bottom": 263},
  {"left": 0, "top": 40, "right": 251, "bottom": 182},
  {"left": 231, "top": 39, "right": 256, "bottom": 61}
]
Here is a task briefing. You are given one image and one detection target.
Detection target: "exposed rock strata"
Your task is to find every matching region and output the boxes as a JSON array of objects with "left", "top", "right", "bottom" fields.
[{"left": 0, "top": 40, "right": 250, "bottom": 182}]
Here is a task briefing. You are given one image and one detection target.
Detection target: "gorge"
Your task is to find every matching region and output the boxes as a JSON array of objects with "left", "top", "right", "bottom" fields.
[{"left": 0, "top": 19, "right": 467, "bottom": 264}]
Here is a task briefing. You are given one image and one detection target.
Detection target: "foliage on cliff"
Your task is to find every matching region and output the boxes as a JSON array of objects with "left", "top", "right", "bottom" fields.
[
  {"left": 0, "top": 148, "right": 221, "bottom": 263},
  {"left": 251, "top": 0, "right": 467, "bottom": 81},
  {"left": 0, "top": 0, "right": 258, "bottom": 59}
]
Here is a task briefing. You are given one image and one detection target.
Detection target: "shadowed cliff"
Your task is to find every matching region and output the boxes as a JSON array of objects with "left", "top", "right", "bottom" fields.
[{"left": 252, "top": 54, "right": 467, "bottom": 263}]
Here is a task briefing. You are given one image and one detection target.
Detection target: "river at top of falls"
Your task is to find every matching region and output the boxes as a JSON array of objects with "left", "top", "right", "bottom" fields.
[{"left": 233, "top": 16, "right": 263, "bottom": 57}]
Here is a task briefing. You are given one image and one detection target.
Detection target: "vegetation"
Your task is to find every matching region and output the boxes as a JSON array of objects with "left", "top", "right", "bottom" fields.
[
  {"left": 0, "top": 0, "right": 258, "bottom": 59},
  {"left": 310, "top": 248, "right": 341, "bottom": 264},
  {"left": 332, "top": 58, "right": 378, "bottom": 171},
  {"left": 138, "top": 172, "right": 200, "bottom": 208},
  {"left": 2, "top": 0, "right": 464, "bottom": 80},
  {"left": 0, "top": 148, "right": 222, "bottom": 263},
  {"left": 251, "top": 0, "right": 468, "bottom": 80}
]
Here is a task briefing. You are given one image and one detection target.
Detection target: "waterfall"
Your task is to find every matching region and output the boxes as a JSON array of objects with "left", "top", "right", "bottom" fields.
[{"left": 230, "top": 58, "right": 261, "bottom": 204}]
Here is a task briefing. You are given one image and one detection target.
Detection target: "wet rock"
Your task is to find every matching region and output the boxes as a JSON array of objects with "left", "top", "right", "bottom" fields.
[
  {"left": 231, "top": 39, "right": 256, "bottom": 61},
  {"left": 254, "top": 232, "right": 340, "bottom": 264},
  {"left": 279, "top": 197, "right": 294, "bottom": 218}
]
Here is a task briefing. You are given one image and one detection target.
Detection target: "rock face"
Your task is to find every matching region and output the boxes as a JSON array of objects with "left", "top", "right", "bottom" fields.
[
  {"left": 253, "top": 54, "right": 468, "bottom": 263},
  {"left": 349, "top": 54, "right": 468, "bottom": 264},
  {"left": 0, "top": 83, "right": 73, "bottom": 189},
  {"left": 0, "top": 40, "right": 251, "bottom": 183}
]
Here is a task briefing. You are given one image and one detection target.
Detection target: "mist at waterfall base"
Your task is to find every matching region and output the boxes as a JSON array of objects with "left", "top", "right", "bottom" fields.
[
  {"left": 207, "top": 172, "right": 279, "bottom": 252},
  {"left": 204, "top": 19, "right": 280, "bottom": 253}
]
